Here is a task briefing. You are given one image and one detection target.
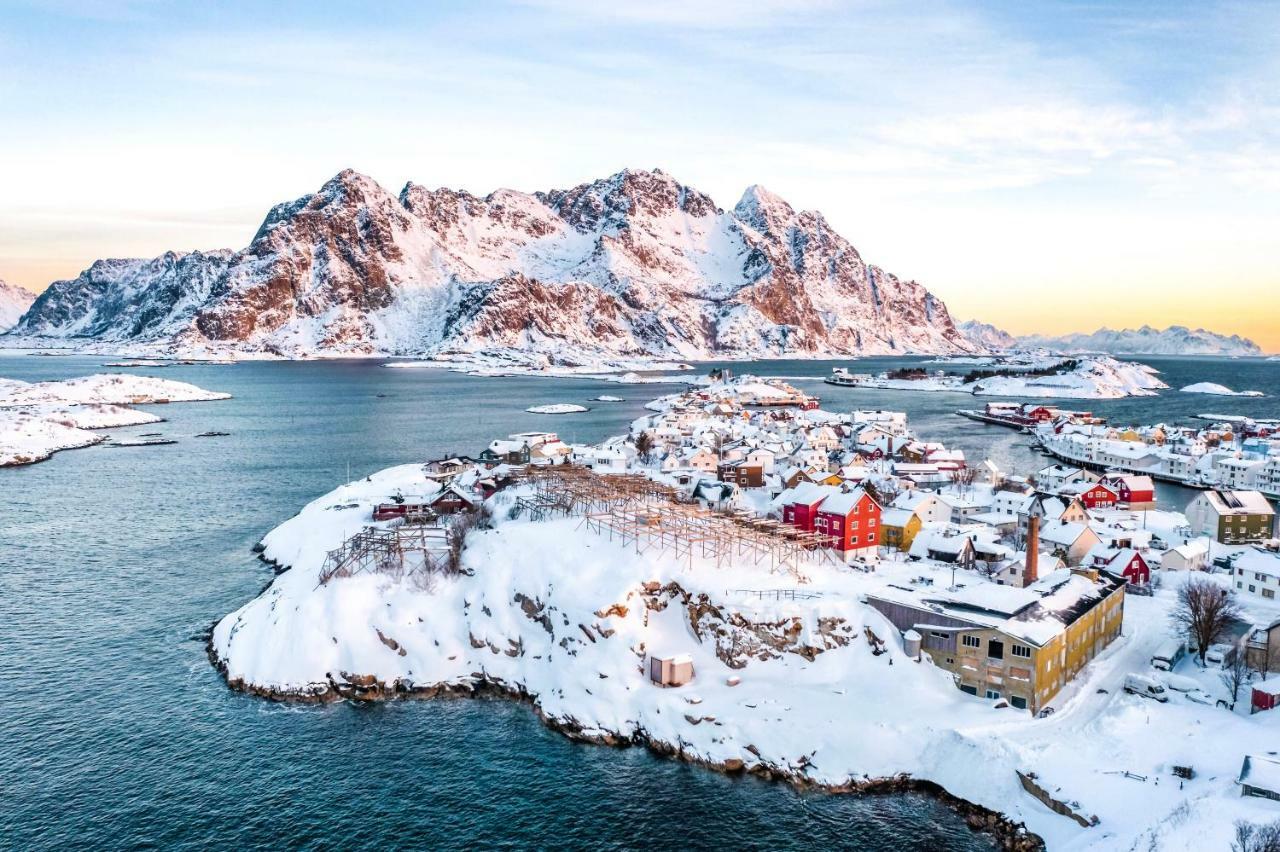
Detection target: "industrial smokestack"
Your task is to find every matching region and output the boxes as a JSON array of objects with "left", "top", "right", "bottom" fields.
[{"left": 1026, "top": 515, "right": 1040, "bottom": 587}]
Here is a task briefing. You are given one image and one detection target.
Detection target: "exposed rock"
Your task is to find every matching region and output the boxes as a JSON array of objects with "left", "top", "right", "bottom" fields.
[{"left": 9, "top": 169, "right": 975, "bottom": 360}]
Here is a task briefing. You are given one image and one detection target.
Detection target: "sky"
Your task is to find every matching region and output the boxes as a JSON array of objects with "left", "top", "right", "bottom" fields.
[{"left": 1, "top": 0, "right": 1278, "bottom": 348}]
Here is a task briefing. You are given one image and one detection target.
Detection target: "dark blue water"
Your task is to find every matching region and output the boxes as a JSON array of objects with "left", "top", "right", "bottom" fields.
[
  {"left": 3, "top": 354, "right": 1276, "bottom": 849},
  {"left": 1, "top": 355, "right": 1003, "bottom": 851}
]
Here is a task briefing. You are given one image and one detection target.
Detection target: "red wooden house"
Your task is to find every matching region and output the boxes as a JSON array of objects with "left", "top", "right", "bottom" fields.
[
  {"left": 1065, "top": 480, "right": 1120, "bottom": 510},
  {"left": 813, "top": 487, "right": 881, "bottom": 560},
  {"left": 1101, "top": 474, "right": 1156, "bottom": 507},
  {"left": 1099, "top": 548, "right": 1150, "bottom": 585},
  {"left": 373, "top": 502, "right": 435, "bottom": 521},
  {"left": 780, "top": 483, "right": 839, "bottom": 531}
]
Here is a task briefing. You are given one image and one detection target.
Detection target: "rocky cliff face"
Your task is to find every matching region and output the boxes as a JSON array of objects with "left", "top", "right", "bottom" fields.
[
  {"left": 0, "top": 279, "right": 38, "bottom": 332},
  {"left": 9, "top": 169, "right": 975, "bottom": 361}
]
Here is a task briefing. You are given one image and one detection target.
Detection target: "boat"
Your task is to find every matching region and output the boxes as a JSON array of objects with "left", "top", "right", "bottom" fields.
[{"left": 824, "top": 367, "right": 864, "bottom": 387}]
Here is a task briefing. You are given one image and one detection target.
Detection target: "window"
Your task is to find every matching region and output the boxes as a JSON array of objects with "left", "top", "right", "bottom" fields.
[
  {"left": 931, "top": 631, "right": 948, "bottom": 640},
  {"left": 985, "top": 689, "right": 1001, "bottom": 700},
  {"left": 945, "top": 657, "right": 954, "bottom": 664},
  {"left": 960, "top": 684, "right": 978, "bottom": 696},
  {"left": 988, "top": 639, "right": 1005, "bottom": 660},
  {"left": 1010, "top": 696, "right": 1027, "bottom": 709},
  {"left": 1250, "top": 585, "right": 1257, "bottom": 593},
  {"left": 962, "top": 635, "right": 981, "bottom": 649},
  {"left": 850, "top": 520, "right": 859, "bottom": 530},
  {"left": 1012, "top": 644, "right": 1032, "bottom": 659},
  {"left": 1265, "top": 589, "right": 1275, "bottom": 600},
  {"left": 869, "top": 518, "right": 876, "bottom": 527}
]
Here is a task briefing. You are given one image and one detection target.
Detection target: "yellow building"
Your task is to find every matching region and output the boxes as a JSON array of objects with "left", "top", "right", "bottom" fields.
[
  {"left": 879, "top": 508, "right": 923, "bottom": 552},
  {"left": 867, "top": 568, "right": 1125, "bottom": 713}
]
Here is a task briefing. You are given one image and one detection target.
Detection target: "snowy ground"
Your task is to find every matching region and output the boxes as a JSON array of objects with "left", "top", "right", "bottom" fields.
[
  {"left": 214, "top": 465, "right": 1280, "bottom": 851},
  {"left": 0, "top": 374, "right": 229, "bottom": 466}
]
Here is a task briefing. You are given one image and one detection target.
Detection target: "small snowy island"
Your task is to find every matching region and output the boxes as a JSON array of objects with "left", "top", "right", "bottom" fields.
[
  {"left": 0, "top": 374, "right": 230, "bottom": 466},
  {"left": 213, "top": 374, "right": 1280, "bottom": 851},
  {"left": 525, "top": 403, "right": 590, "bottom": 414},
  {"left": 827, "top": 355, "right": 1167, "bottom": 399},
  {"left": 1180, "top": 383, "right": 1263, "bottom": 397}
]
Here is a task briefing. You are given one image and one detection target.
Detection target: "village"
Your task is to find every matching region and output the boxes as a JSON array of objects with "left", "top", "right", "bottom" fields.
[
  {"left": 1031, "top": 405, "right": 1280, "bottom": 500},
  {"left": 213, "top": 373, "right": 1280, "bottom": 851}
]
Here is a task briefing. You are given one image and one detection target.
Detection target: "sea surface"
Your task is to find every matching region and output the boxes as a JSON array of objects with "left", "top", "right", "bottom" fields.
[{"left": 2, "top": 353, "right": 1277, "bottom": 850}]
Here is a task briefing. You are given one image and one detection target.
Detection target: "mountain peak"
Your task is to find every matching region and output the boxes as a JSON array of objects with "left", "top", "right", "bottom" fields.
[
  {"left": 734, "top": 184, "right": 796, "bottom": 233},
  {"left": 11, "top": 168, "right": 973, "bottom": 359}
]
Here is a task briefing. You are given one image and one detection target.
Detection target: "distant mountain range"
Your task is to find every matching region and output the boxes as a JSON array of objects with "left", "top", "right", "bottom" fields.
[
  {"left": 0, "top": 279, "right": 36, "bottom": 332},
  {"left": 3, "top": 169, "right": 974, "bottom": 362},
  {"left": 958, "top": 321, "right": 1263, "bottom": 356}
]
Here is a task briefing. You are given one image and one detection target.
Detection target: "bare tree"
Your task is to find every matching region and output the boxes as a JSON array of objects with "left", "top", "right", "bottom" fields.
[
  {"left": 1220, "top": 647, "right": 1251, "bottom": 710},
  {"left": 1233, "top": 819, "right": 1280, "bottom": 852},
  {"left": 634, "top": 430, "right": 655, "bottom": 464},
  {"left": 952, "top": 465, "right": 977, "bottom": 496},
  {"left": 1171, "top": 576, "right": 1243, "bottom": 665},
  {"left": 445, "top": 504, "right": 493, "bottom": 576},
  {"left": 863, "top": 479, "right": 899, "bottom": 508}
]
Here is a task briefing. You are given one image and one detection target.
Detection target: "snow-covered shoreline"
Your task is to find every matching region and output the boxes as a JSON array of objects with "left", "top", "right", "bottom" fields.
[
  {"left": 211, "top": 378, "right": 1280, "bottom": 851},
  {"left": 0, "top": 374, "right": 230, "bottom": 466},
  {"left": 830, "top": 356, "right": 1168, "bottom": 399},
  {"left": 1180, "top": 382, "right": 1264, "bottom": 397}
]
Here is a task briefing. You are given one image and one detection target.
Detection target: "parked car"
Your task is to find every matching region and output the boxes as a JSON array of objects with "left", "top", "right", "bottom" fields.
[
  {"left": 1157, "top": 672, "right": 1199, "bottom": 692},
  {"left": 1124, "top": 674, "right": 1169, "bottom": 702},
  {"left": 1184, "top": 689, "right": 1215, "bottom": 705},
  {"left": 1151, "top": 639, "right": 1187, "bottom": 672},
  {"left": 1204, "top": 644, "right": 1232, "bottom": 666}
]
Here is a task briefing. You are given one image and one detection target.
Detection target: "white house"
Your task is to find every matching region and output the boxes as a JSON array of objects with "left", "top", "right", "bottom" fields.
[
  {"left": 1161, "top": 541, "right": 1209, "bottom": 572},
  {"left": 1232, "top": 548, "right": 1280, "bottom": 602}
]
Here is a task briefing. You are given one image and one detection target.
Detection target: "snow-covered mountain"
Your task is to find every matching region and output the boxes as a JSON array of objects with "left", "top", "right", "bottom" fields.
[
  {"left": 0, "top": 279, "right": 36, "bottom": 332},
  {"left": 957, "top": 319, "right": 1018, "bottom": 351},
  {"left": 1017, "top": 325, "right": 1261, "bottom": 356},
  {"left": 958, "top": 319, "right": 1261, "bottom": 357},
  {"left": 6, "top": 169, "right": 973, "bottom": 362}
]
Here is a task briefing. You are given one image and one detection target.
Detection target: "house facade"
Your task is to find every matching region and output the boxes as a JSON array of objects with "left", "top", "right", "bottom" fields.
[
  {"left": 867, "top": 569, "right": 1125, "bottom": 713},
  {"left": 1186, "top": 490, "right": 1276, "bottom": 544},
  {"left": 812, "top": 488, "right": 881, "bottom": 559}
]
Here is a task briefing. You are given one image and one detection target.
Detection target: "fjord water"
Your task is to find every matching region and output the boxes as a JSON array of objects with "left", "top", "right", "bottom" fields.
[{"left": 2, "top": 354, "right": 1275, "bottom": 850}]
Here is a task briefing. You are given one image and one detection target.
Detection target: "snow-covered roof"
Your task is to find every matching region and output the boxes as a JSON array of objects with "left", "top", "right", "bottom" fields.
[
  {"left": 816, "top": 487, "right": 869, "bottom": 516},
  {"left": 1239, "top": 754, "right": 1280, "bottom": 795},
  {"left": 1202, "top": 489, "right": 1276, "bottom": 516},
  {"left": 1234, "top": 548, "right": 1280, "bottom": 580},
  {"left": 880, "top": 508, "right": 917, "bottom": 528}
]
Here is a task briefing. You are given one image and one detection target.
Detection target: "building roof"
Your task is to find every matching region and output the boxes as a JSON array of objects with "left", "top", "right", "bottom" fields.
[
  {"left": 880, "top": 508, "right": 917, "bottom": 528},
  {"left": 1234, "top": 548, "right": 1280, "bottom": 580},
  {"left": 1239, "top": 754, "right": 1280, "bottom": 794},
  {"left": 816, "top": 487, "right": 870, "bottom": 516},
  {"left": 868, "top": 568, "right": 1121, "bottom": 648},
  {"left": 1202, "top": 489, "right": 1276, "bottom": 517}
]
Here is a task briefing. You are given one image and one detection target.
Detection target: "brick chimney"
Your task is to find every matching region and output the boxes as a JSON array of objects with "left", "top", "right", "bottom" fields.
[{"left": 1025, "top": 514, "right": 1040, "bottom": 587}]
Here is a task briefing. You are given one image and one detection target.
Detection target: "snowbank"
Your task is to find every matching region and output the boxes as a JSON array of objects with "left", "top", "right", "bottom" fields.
[
  {"left": 1180, "top": 382, "right": 1264, "bottom": 397},
  {"left": 525, "top": 404, "right": 589, "bottom": 414},
  {"left": 593, "top": 395, "right": 625, "bottom": 402}
]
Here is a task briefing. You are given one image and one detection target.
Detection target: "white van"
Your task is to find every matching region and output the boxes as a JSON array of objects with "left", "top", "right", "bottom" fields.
[
  {"left": 1124, "top": 673, "right": 1169, "bottom": 702},
  {"left": 1151, "top": 639, "right": 1186, "bottom": 672}
]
